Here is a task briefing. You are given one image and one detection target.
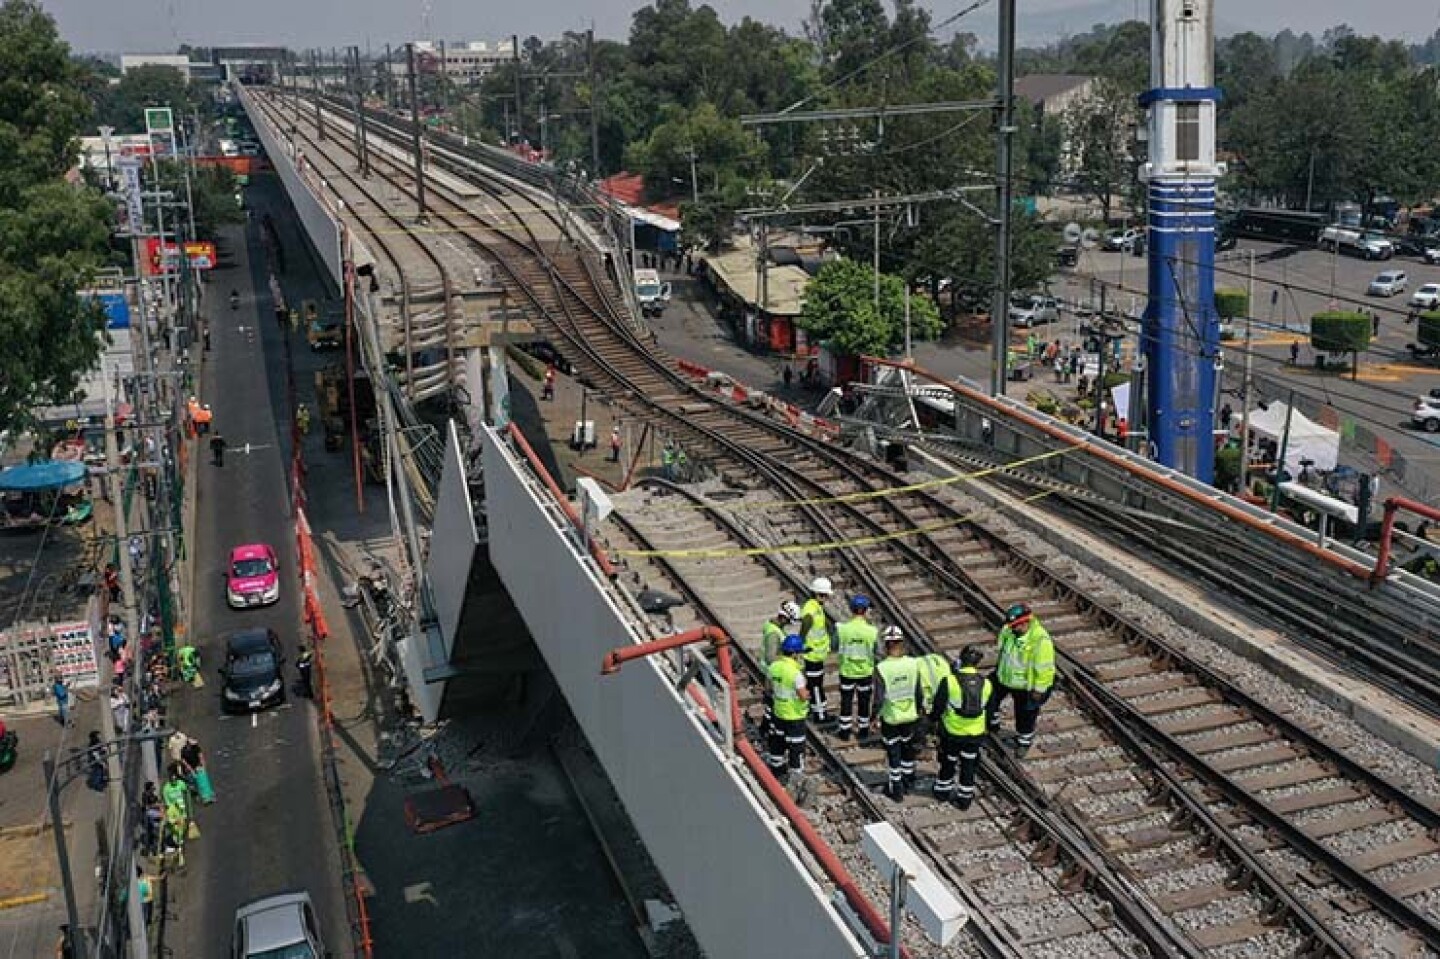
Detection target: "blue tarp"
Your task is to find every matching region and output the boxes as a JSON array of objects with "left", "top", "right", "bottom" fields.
[{"left": 0, "top": 460, "right": 87, "bottom": 491}]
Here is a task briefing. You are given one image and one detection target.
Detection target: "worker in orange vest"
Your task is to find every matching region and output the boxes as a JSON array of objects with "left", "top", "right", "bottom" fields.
[{"left": 1116, "top": 416, "right": 1129, "bottom": 442}]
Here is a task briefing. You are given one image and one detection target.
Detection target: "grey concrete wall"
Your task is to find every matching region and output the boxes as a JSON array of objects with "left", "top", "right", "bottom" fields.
[
  {"left": 238, "top": 86, "right": 343, "bottom": 286},
  {"left": 482, "top": 427, "right": 865, "bottom": 959}
]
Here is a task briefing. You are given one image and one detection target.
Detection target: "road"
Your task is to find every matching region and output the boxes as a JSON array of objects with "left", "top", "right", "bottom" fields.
[{"left": 161, "top": 217, "right": 348, "bottom": 957}]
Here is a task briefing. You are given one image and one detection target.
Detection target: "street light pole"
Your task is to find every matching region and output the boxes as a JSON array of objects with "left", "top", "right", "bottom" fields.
[
  {"left": 873, "top": 188, "right": 881, "bottom": 319},
  {"left": 42, "top": 752, "right": 82, "bottom": 957},
  {"left": 989, "top": 0, "right": 1017, "bottom": 398},
  {"left": 1239, "top": 249, "right": 1256, "bottom": 493}
]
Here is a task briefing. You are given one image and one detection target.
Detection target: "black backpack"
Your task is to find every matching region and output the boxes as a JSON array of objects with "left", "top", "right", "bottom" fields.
[{"left": 954, "top": 673, "right": 986, "bottom": 719}]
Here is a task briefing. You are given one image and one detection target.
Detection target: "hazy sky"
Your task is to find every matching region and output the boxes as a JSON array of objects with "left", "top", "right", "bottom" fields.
[{"left": 43, "top": 0, "right": 1440, "bottom": 56}]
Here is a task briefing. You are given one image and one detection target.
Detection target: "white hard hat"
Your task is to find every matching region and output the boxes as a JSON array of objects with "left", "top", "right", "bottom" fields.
[
  {"left": 778, "top": 600, "right": 800, "bottom": 621},
  {"left": 882, "top": 625, "right": 904, "bottom": 644},
  {"left": 810, "top": 577, "right": 833, "bottom": 597}
]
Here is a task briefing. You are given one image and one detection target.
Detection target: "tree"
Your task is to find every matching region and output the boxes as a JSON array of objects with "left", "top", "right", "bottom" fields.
[
  {"left": 0, "top": 0, "right": 113, "bottom": 431},
  {"left": 93, "top": 64, "right": 195, "bottom": 132},
  {"left": 1310, "top": 310, "right": 1369, "bottom": 380},
  {"left": 1062, "top": 78, "right": 1136, "bottom": 223},
  {"left": 798, "top": 258, "right": 941, "bottom": 356},
  {"left": 909, "top": 207, "right": 1056, "bottom": 315}
]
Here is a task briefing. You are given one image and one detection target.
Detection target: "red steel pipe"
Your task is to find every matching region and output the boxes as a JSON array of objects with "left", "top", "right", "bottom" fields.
[
  {"left": 601, "top": 627, "right": 904, "bottom": 955},
  {"left": 601, "top": 626, "right": 729, "bottom": 675},
  {"left": 864, "top": 355, "right": 1375, "bottom": 581},
  {"left": 1372, "top": 496, "right": 1440, "bottom": 584},
  {"left": 506, "top": 422, "right": 618, "bottom": 579}
]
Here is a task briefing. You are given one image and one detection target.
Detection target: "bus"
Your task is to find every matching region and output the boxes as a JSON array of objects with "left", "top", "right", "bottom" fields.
[{"left": 1226, "top": 208, "right": 1326, "bottom": 244}]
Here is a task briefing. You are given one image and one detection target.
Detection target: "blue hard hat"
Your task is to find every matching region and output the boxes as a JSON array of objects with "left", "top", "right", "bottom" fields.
[
  {"left": 849, "top": 594, "right": 871, "bottom": 613},
  {"left": 781, "top": 634, "right": 805, "bottom": 654}
]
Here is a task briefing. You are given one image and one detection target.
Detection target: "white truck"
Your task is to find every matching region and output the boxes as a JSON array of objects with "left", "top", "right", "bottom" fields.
[{"left": 634, "top": 268, "right": 672, "bottom": 318}]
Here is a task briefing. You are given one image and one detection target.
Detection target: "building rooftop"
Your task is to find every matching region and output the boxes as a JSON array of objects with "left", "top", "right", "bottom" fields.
[{"left": 1015, "top": 73, "right": 1094, "bottom": 105}]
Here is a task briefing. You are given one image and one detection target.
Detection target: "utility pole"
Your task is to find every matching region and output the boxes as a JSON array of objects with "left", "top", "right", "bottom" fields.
[
  {"left": 587, "top": 28, "right": 600, "bottom": 177},
  {"left": 688, "top": 145, "right": 699, "bottom": 204},
  {"left": 311, "top": 50, "right": 325, "bottom": 140},
  {"left": 1239, "top": 249, "right": 1256, "bottom": 492},
  {"left": 873, "top": 188, "right": 882, "bottom": 318},
  {"left": 512, "top": 34, "right": 524, "bottom": 145},
  {"left": 384, "top": 43, "right": 394, "bottom": 109},
  {"left": 989, "top": 0, "right": 1017, "bottom": 398},
  {"left": 42, "top": 753, "right": 82, "bottom": 957},
  {"left": 350, "top": 46, "right": 371, "bottom": 177},
  {"left": 438, "top": 40, "right": 449, "bottom": 118},
  {"left": 406, "top": 43, "right": 427, "bottom": 218}
]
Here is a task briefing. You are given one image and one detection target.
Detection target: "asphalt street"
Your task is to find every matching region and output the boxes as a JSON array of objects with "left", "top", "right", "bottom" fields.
[{"left": 161, "top": 218, "right": 348, "bottom": 958}]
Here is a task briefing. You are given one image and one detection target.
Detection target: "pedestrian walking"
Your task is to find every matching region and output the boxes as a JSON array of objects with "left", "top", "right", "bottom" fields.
[
  {"left": 761, "top": 601, "right": 799, "bottom": 667},
  {"left": 834, "top": 595, "right": 878, "bottom": 741},
  {"left": 110, "top": 687, "right": 130, "bottom": 734},
  {"left": 608, "top": 425, "right": 622, "bottom": 463},
  {"left": 103, "top": 563, "right": 121, "bottom": 604},
  {"left": 765, "top": 635, "right": 810, "bottom": 782},
  {"left": 141, "top": 782, "right": 163, "bottom": 855},
  {"left": 137, "top": 865, "right": 154, "bottom": 926},
  {"left": 799, "top": 577, "right": 835, "bottom": 722},
  {"left": 52, "top": 674, "right": 71, "bottom": 726},
  {"left": 871, "top": 626, "right": 920, "bottom": 800},
  {"left": 782, "top": 365, "right": 793, "bottom": 390},
  {"left": 984, "top": 603, "right": 1056, "bottom": 756},
  {"left": 162, "top": 765, "right": 191, "bottom": 819},
  {"left": 209, "top": 432, "right": 227, "bottom": 467},
  {"left": 181, "top": 738, "right": 215, "bottom": 804},
  {"left": 1289, "top": 340, "right": 1300, "bottom": 366},
  {"left": 1219, "top": 402, "right": 1233, "bottom": 431},
  {"left": 542, "top": 364, "right": 556, "bottom": 401},
  {"left": 202, "top": 324, "right": 212, "bottom": 352}
]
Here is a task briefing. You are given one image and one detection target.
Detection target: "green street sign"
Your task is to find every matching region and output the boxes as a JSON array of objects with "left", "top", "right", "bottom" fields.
[{"left": 144, "top": 107, "right": 174, "bottom": 134}]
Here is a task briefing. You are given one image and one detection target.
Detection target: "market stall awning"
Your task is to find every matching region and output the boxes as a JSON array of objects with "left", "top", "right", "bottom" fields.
[{"left": 0, "top": 460, "right": 87, "bottom": 491}]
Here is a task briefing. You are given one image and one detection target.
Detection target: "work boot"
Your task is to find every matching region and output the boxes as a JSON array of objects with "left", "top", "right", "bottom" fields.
[
  {"left": 836, "top": 726, "right": 852, "bottom": 742},
  {"left": 956, "top": 796, "right": 973, "bottom": 811},
  {"left": 1014, "top": 741, "right": 1032, "bottom": 759},
  {"left": 884, "top": 782, "right": 903, "bottom": 802}
]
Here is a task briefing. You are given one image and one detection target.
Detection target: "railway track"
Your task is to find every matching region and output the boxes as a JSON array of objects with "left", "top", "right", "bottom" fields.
[{"left": 249, "top": 89, "right": 1440, "bottom": 957}]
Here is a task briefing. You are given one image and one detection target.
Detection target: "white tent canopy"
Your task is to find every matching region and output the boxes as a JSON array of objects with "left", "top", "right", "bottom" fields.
[{"left": 1245, "top": 402, "right": 1340, "bottom": 472}]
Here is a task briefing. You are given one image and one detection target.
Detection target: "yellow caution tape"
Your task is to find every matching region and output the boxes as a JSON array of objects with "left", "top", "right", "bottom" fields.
[
  {"left": 654, "top": 446, "right": 1071, "bottom": 514},
  {"left": 614, "top": 491, "right": 1052, "bottom": 560}
]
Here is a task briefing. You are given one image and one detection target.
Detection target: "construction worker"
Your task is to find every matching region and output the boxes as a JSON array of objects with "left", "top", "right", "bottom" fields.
[
  {"left": 834, "top": 595, "right": 878, "bottom": 740},
  {"left": 799, "top": 577, "right": 835, "bottom": 722},
  {"left": 176, "top": 643, "right": 200, "bottom": 685},
  {"left": 931, "top": 645, "right": 992, "bottom": 808},
  {"left": 542, "top": 364, "right": 556, "bottom": 400},
  {"left": 295, "top": 646, "right": 314, "bottom": 699},
  {"left": 296, "top": 403, "right": 311, "bottom": 436},
  {"left": 917, "top": 649, "right": 953, "bottom": 719},
  {"left": 871, "top": 626, "right": 919, "bottom": 800},
  {"left": 986, "top": 603, "right": 1056, "bottom": 756},
  {"left": 766, "top": 635, "right": 810, "bottom": 781},
  {"left": 761, "top": 601, "right": 800, "bottom": 666},
  {"left": 609, "top": 425, "right": 622, "bottom": 462},
  {"left": 660, "top": 444, "right": 675, "bottom": 480}
]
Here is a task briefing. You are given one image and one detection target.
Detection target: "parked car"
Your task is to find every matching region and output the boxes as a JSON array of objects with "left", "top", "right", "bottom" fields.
[
  {"left": 1102, "top": 227, "right": 1142, "bottom": 252},
  {"left": 226, "top": 544, "right": 279, "bottom": 608},
  {"left": 1426, "top": 247, "right": 1440, "bottom": 266},
  {"left": 1368, "top": 270, "right": 1408, "bottom": 297},
  {"left": 1411, "top": 283, "right": 1440, "bottom": 310},
  {"left": 220, "top": 628, "right": 286, "bottom": 713},
  {"left": 1008, "top": 294, "right": 1060, "bottom": 328},
  {"left": 1413, "top": 394, "right": 1440, "bottom": 433},
  {"left": 1055, "top": 246, "right": 1079, "bottom": 268},
  {"left": 232, "top": 892, "right": 325, "bottom": 959}
]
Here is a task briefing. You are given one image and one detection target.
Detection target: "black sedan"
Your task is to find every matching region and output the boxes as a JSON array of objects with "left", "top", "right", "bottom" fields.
[{"left": 220, "top": 627, "right": 286, "bottom": 713}]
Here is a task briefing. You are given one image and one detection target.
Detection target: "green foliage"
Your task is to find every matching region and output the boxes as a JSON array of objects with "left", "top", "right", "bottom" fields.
[
  {"left": 1418, "top": 311, "right": 1440, "bottom": 348},
  {"left": 1062, "top": 78, "right": 1138, "bottom": 224},
  {"left": 625, "top": 101, "right": 764, "bottom": 199},
  {"left": 0, "top": 1, "right": 113, "bottom": 431},
  {"left": 798, "top": 259, "right": 941, "bottom": 357},
  {"left": 680, "top": 180, "right": 747, "bottom": 253},
  {"left": 1309, "top": 311, "right": 1371, "bottom": 353},
  {"left": 92, "top": 64, "right": 195, "bottom": 133},
  {"left": 909, "top": 207, "right": 1057, "bottom": 312},
  {"left": 152, "top": 161, "right": 242, "bottom": 239},
  {"left": 1214, "top": 288, "right": 1249, "bottom": 319}
]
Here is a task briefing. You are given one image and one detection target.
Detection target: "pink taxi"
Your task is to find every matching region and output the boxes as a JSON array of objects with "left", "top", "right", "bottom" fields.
[{"left": 226, "top": 544, "right": 280, "bottom": 608}]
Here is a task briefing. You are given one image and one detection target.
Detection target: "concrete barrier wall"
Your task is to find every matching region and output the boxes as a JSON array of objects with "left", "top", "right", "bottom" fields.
[
  {"left": 481, "top": 427, "right": 864, "bottom": 959},
  {"left": 239, "top": 86, "right": 343, "bottom": 286}
]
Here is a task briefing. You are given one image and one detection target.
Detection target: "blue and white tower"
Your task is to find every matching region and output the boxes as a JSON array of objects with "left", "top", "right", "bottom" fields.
[{"left": 1140, "top": 0, "right": 1222, "bottom": 481}]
